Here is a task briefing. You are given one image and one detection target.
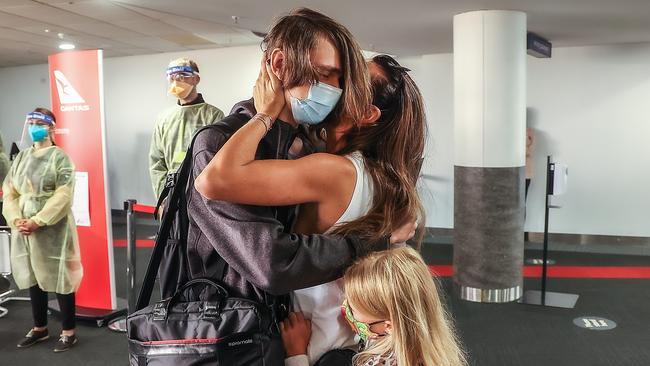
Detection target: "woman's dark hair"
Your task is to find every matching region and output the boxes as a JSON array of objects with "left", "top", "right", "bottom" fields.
[
  {"left": 332, "top": 55, "right": 426, "bottom": 244},
  {"left": 32, "top": 107, "right": 56, "bottom": 124}
]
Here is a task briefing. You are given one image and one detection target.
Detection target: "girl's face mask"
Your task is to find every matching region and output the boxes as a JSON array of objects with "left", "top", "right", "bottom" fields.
[{"left": 341, "top": 299, "right": 388, "bottom": 343}]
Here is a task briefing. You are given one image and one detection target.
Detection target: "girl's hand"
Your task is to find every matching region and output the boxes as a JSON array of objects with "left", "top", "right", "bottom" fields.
[
  {"left": 280, "top": 312, "right": 312, "bottom": 358},
  {"left": 390, "top": 220, "right": 417, "bottom": 244},
  {"left": 253, "top": 52, "right": 285, "bottom": 120}
]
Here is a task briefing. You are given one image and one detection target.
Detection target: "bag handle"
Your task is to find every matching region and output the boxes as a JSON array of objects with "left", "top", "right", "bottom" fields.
[
  {"left": 170, "top": 278, "right": 228, "bottom": 305},
  {"left": 151, "top": 278, "right": 229, "bottom": 321}
]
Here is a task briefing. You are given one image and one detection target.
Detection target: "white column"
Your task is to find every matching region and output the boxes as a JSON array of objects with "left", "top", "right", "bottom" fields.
[
  {"left": 453, "top": 10, "right": 527, "bottom": 303},
  {"left": 454, "top": 10, "right": 526, "bottom": 168}
]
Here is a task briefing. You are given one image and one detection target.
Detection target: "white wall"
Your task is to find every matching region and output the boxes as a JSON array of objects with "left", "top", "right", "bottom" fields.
[
  {"left": 402, "top": 43, "right": 650, "bottom": 237},
  {"left": 0, "top": 45, "right": 263, "bottom": 208},
  {"left": 0, "top": 64, "right": 51, "bottom": 148},
  {"left": 404, "top": 54, "right": 456, "bottom": 229},
  {"left": 1, "top": 42, "right": 649, "bottom": 236}
]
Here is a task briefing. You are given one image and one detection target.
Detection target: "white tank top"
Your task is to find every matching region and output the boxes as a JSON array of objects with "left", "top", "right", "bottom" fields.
[{"left": 292, "top": 151, "right": 374, "bottom": 364}]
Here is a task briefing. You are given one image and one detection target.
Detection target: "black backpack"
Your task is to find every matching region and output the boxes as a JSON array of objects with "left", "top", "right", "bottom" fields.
[{"left": 127, "top": 119, "right": 285, "bottom": 366}]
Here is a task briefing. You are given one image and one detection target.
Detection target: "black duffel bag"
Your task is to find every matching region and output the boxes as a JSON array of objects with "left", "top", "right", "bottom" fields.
[{"left": 127, "top": 278, "right": 282, "bottom": 366}]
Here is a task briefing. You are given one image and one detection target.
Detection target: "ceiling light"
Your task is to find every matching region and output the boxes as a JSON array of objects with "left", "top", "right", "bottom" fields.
[
  {"left": 59, "top": 43, "right": 75, "bottom": 50},
  {"left": 44, "top": 29, "right": 50, "bottom": 33}
]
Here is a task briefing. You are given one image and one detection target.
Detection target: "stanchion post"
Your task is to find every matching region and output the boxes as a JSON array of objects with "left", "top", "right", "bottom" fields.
[
  {"left": 519, "top": 155, "right": 579, "bottom": 308},
  {"left": 541, "top": 156, "right": 551, "bottom": 304},
  {"left": 108, "top": 199, "right": 138, "bottom": 332},
  {"left": 125, "top": 199, "right": 137, "bottom": 314}
]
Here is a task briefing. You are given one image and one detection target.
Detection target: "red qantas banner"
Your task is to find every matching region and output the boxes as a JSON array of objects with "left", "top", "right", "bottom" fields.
[{"left": 48, "top": 50, "right": 116, "bottom": 310}]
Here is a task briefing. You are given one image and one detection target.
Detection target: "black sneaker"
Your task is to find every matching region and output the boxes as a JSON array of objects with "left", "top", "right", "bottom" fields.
[
  {"left": 17, "top": 329, "right": 49, "bottom": 348},
  {"left": 53, "top": 334, "right": 77, "bottom": 353}
]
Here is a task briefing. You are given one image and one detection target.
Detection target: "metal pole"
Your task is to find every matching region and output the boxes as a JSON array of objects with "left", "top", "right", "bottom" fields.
[
  {"left": 108, "top": 199, "right": 138, "bottom": 333},
  {"left": 541, "top": 156, "right": 551, "bottom": 305},
  {"left": 126, "top": 199, "right": 137, "bottom": 314},
  {"left": 520, "top": 155, "right": 579, "bottom": 308}
]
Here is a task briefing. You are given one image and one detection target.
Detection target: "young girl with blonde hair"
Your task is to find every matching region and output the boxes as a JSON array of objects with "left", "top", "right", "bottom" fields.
[
  {"left": 283, "top": 246, "right": 467, "bottom": 366},
  {"left": 341, "top": 246, "right": 466, "bottom": 366}
]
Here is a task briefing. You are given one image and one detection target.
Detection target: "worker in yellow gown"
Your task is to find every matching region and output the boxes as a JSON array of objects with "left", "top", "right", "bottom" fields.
[
  {"left": 3, "top": 108, "right": 82, "bottom": 352},
  {"left": 149, "top": 57, "right": 224, "bottom": 201}
]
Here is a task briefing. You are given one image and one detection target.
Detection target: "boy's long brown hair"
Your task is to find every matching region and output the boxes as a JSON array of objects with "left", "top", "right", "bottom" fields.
[
  {"left": 262, "top": 7, "right": 371, "bottom": 123},
  {"left": 332, "top": 55, "right": 426, "bottom": 244}
]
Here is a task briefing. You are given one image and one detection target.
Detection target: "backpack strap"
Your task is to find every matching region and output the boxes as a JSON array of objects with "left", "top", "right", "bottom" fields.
[
  {"left": 135, "top": 123, "right": 221, "bottom": 310},
  {"left": 135, "top": 152, "right": 192, "bottom": 310},
  {"left": 152, "top": 173, "right": 176, "bottom": 220}
]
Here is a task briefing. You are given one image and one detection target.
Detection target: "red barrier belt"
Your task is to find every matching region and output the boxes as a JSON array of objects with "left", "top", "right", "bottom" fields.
[
  {"left": 133, "top": 204, "right": 155, "bottom": 215},
  {"left": 429, "top": 265, "right": 650, "bottom": 279},
  {"left": 114, "top": 239, "right": 155, "bottom": 248}
]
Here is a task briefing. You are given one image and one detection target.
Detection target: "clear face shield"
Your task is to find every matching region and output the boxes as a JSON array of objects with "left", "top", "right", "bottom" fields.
[
  {"left": 20, "top": 112, "right": 55, "bottom": 148},
  {"left": 166, "top": 65, "right": 198, "bottom": 99}
]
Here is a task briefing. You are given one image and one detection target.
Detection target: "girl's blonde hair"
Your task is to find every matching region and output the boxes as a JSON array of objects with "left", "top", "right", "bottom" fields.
[{"left": 343, "top": 246, "right": 467, "bottom": 366}]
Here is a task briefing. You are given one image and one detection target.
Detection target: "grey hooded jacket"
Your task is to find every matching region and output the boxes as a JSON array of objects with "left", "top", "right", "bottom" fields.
[{"left": 185, "top": 99, "right": 388, "bottom": 303}]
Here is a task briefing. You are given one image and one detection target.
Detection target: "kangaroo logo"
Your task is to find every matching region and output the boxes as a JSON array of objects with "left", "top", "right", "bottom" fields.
[
  {"left": 54, "top": 70, "right": 86, "bottom": 104},
  {"left": 53, "top": 70, "right": 90, "bottom": 111}
]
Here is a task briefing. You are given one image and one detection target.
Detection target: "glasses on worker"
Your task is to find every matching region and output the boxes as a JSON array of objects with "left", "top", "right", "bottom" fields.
[
  {"left": 27, "top": 120, "right": 51, "bottom": 126},
  {"left": 167, "top": 72, "right": 195, "bottom": 83},
  {"left": 340, "top": 299, "right": 388, "bottom": 342}
]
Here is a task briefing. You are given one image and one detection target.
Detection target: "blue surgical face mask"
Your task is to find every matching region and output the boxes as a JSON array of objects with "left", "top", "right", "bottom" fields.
[
  {"left": 290, "top": 82, "right": 343, "bottom": 125},
  {"left": 28, "top": 125, "right": 49, "bottom": 142}
]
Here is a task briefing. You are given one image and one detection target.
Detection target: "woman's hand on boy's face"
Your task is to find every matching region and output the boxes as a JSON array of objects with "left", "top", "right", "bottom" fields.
[
  {"left": 280, "top": 312, "right": 312, "bottom": 358},
  {"left": 253, "top": 52, "right": 285, "bottom": 120}
]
